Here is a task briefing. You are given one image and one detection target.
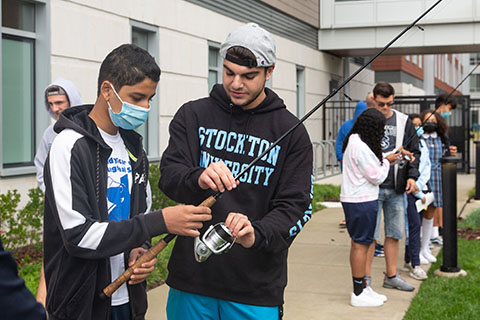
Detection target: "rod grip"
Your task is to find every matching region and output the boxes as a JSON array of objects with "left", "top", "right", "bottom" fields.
[
  {"left": 100, "top": 196, "right": 216, "bottom": 299},
  {"left": 199, "top": 195, "right": 217, "bottom": 208},
  {"left": 101, "top": 237, "right": 169, "bottom": 299}
]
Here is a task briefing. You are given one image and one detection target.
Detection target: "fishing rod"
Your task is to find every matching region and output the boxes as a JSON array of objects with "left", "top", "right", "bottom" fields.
[
  {"left": 402, "top": 62, "right": 480, "bottom": 148},
  {"left": 100, "top": 0, "right": 444, "bottom": 299}
]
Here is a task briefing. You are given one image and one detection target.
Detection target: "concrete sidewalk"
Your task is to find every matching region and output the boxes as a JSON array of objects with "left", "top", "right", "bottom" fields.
[{"left": 146, "top": 173, "right": 477, "bottom": 320}]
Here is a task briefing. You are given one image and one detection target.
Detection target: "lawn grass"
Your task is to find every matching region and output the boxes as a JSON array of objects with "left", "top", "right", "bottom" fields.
[
  {"left": 312, "top": 183, "right": 340, "bottom": 213},
  {"left": 404, "top": 207, "right": 480, "bottom": 320},
  {"left": 403, "top": 239, "right": 480, "bottom": 320}
]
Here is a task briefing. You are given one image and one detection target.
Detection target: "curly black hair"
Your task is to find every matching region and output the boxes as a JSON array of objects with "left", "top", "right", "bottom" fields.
[{"left": 342, "top": 108, "right": 386, "bottom": 163}]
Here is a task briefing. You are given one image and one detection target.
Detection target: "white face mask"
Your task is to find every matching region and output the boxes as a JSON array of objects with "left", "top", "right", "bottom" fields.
[{"left": 107, "top": 84, "right": 150, "bottom": 130}]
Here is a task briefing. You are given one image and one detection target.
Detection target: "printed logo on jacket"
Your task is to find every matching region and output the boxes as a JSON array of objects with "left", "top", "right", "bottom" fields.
[
  {"left": 198, "top": 127, "right": 281, "bottom": 186},
  {"left": 106, "top": 157, "right": 132, "bottom": 221}
]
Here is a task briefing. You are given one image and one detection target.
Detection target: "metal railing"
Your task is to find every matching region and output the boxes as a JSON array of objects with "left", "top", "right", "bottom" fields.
[{"left": 312, "top": 140, "right": 341, "bottom": 180}]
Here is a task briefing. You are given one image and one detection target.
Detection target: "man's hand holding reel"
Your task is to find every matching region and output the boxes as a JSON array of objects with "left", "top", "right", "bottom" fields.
[
  {"left": 193, "top": 161, "right": 254, "bottom": 262},
  {"left": 385, "top": 147, "right": 419, "bottom": 194}
]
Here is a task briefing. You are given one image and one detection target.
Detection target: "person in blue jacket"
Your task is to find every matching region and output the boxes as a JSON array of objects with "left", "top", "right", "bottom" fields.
[{"left": 336, "top": 94, "right": 375, "bottom": 165}]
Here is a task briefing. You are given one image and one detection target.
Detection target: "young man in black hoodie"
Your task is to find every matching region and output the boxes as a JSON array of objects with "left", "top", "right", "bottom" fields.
[
  {"left": 42, "top": 44, "right": 212, "bottom": 320},
  {"left": 159, "top": 23, "right": 313, "bottom": 319}
]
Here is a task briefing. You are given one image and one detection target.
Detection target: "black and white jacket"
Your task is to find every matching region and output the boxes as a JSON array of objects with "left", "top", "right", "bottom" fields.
[{"left": 43, "top": 105, "right": 167, "bottom": 320}]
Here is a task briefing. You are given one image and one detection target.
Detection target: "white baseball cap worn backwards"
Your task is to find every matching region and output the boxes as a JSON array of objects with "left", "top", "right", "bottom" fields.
[{"left": 220, "top": 23, "right": 276, "bottom": 68}]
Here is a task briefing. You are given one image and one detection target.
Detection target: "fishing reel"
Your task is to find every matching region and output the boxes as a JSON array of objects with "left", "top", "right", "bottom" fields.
[
  {"left": 193, "top": 223, "right": 235, "bottom": 263},
  {"left": 398, "top": 154, "right": 412, "bottom": 169}
]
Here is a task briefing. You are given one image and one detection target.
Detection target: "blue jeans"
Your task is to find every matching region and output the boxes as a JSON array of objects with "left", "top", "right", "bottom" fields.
[
  {"left": 374, "top": 188, "right": 405, "bottom": 240},
  {"left": 166, "top": 288, "right": 280, "bottom": 320}
]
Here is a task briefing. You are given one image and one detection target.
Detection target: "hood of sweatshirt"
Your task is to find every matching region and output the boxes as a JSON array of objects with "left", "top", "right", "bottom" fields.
[
  {"left": 54, "top": 104, "right": 144, "bottom": 158},
  {"left": 44, "top": 78, "right": 83, "bottom": 120},
  {"left": 352, "top": 100, "right": 367, "bottom": 121}
]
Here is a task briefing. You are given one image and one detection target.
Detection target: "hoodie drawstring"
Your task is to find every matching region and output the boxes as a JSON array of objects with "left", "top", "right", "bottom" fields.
[{"left": 96, "top": 143, "right": 100, "bottom": 204}]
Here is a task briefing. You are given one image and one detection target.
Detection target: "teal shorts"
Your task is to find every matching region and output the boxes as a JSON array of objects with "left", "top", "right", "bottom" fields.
[{"left": 166, "top": 288, "right": 280, "bottom": 320}]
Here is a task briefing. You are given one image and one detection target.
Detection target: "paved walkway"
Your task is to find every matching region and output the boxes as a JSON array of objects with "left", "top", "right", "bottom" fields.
[{"left": 146, "top": 173, "right": 477, "bottom": 320}]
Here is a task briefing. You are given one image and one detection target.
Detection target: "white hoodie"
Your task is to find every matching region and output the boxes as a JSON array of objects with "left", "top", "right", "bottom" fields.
[
  {"left": 340, "top": 134, "right": 390, "bottom": 203},
  {"left": 34, "top": 78, "right": 83, "bottom": 192}
]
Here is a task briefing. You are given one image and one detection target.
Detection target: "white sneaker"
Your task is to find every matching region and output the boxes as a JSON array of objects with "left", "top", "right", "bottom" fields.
[
  {"left": 420, "top": 253, "right": 429, "bottom": 265},
  {"left": 350, "top": 290, "right": 384, "bottom": 307},
  {"left": 409, "top": 266, "right": 428, "bottom": 280},
  {"left": 364, "top": 286, "right": 387, "bottom": 302},
  {"left": 431, "top": 236, "right": 443, "bottom": 246},
  {"left": 421, "top": 250, "right": 437, "bottom": 263}
]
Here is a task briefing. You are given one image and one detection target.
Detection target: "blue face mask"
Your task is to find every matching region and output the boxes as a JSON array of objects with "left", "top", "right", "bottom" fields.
[
  {"left": 107, "top": 84, "right": 150, "bottom": 130},
  {"left": 416, "top": 126, "right": 424, "bottom": 137},
  {"left": 441, "top": 111, "right": 451, "bottom": 119}
]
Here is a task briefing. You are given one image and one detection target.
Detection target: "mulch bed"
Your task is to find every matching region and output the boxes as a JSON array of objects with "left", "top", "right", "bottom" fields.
[
  {"left": 11, "top": 245, "right": 43, "bottom": 266},
  {"left": 457, "top": 228, "right": 480, "bottom": 240}
]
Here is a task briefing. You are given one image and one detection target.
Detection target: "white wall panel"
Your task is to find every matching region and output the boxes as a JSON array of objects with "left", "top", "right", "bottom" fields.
[
  {"left": 159, "top": 73, "right": 207, "bottom": 116},
  {"left": 51, "top": 0, "right": 129, "bottom": 62},
  {"left": 159, "top": 29, "right": 207, "bottom": 78},
  {"left": 51, "top": 56, "right": 100, "bottom": 103}
]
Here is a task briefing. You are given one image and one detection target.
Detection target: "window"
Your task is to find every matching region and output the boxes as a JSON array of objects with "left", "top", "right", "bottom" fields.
[
  {"left": 405, "top": 55, "right": 410, "bottom": 62},
  {"left": 1, "top": 0, "right": 49, "bottom": 175},
  {"left": 208, "top": 42, "right": 222, "bottom": 92},
  {"left": 2, "top": 35, "right": 34, "bottom": 166},
  {"left": 296, "top": 66, "right": 305, "bottom": 118},
  {"left": 470, "top": 53, "right": 480, "bottom": 65},
  {"left": 352, "top": 57, "right": 365, "bottom": 65},
  {"left": 130, "top": 20, "right": 159, "bottom": 160},
  {"left": 471, "top": 74, "right": 480, "bottom": 92},
  {"left": 412, "top": 55, "right": 418, "bottom": 65}
]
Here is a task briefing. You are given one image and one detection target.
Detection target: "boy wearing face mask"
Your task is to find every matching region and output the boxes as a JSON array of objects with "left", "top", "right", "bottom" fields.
[
  {"left": 42, "top": 44, "right": 212, "bottom": 320},
  {"left": 435, "top": 93, "right": 457, "bottom": 120}
]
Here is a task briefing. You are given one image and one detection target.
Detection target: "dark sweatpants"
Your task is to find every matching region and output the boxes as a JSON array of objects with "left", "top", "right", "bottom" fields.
[{"left": 404, "top": 193, "right": 422, "bottom": 267}]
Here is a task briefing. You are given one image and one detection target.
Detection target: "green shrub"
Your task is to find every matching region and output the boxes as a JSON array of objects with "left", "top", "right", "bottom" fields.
[
  {"left": 459, "top": 208, "right": 480, "bottom": 229},
  {"left": 149, "top": 163, "right": 177, "bottom": 211},
  {"left": 146, "top": 163, "right": 178, "bottom": 286},
  {"left": 18, "top": 258, "right": 42, "bottom": 294},
  {"left": 0, "top": 188, "right": 43, "bottom": 251},
  {"left": 0, "top": 190, "right": 22, "bottom": 249}
]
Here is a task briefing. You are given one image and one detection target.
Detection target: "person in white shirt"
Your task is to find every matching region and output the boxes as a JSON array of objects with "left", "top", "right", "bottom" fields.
[{"left": 341, "top": 108, "right": 399, "bottom": 307}]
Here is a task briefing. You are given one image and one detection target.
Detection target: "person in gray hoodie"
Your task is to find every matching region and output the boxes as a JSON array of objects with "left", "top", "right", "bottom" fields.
[
  {"left": 34, "top": 77, "right": 83, "bottom": 192},
  {"left": 34, "top": 77, "right": 83, "bottom": 307}
]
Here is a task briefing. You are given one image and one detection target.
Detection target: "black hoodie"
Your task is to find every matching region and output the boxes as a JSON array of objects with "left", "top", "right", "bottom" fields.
[
  {"left": 159, "top": 84, "right": 313, "bottom": 306},
  {"left": 43, "top": 105, "right": 167, "bottom": 320}
]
